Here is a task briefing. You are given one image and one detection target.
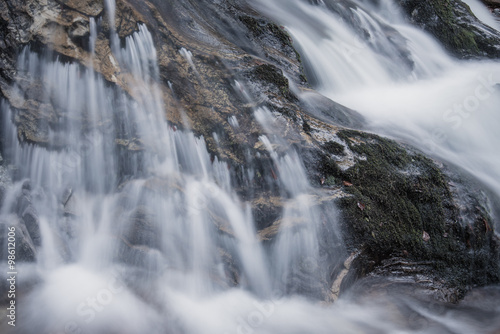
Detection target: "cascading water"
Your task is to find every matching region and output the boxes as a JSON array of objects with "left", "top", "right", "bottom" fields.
[
  {"left": 254, "top": 0, "right": 500, "bottom": 224},
  {"left": 0, "top": 14, "right": 276, "bottom": 334},
  {"left": 1, "top": 0, "right": 500, "bottom": 333},
  {"left": 0, "top": 0, "right": 343, "bottom": 332},
  {"left": 252, "top": 106, "right": 343, "bottom": 299}
]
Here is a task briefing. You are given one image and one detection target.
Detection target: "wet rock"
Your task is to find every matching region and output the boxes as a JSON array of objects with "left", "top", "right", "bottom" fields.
[
  {"left": 285, "top": 257, "right": 330, "bottom": 300},
  {"left": 21, "top": 180, "right": 31, "bottom": 191},
  {"left": 16, "top": 193, "right": 31, "bottom": 217},
  {"left": 320, "top": 129, "right": 500, "bottom": 299},
  {"left": 115, "top": 238, "right": 163, "bottom": 272},
  {"left": 482, "top": 0, "right": 500, "bottom": 8},
  {"left": 11, "top": 181, "right": 42, "bottom": 247},
  {"left": 61, "top": 187, "right": 72, "bottom": 206},
  {"left": 58, "top": 0, "right": 104, "bottom": 17},
  {"left": 298, "top": 90, "right": 365, "bottom": 128},
  {"left": 219, "top": 247, "right": 240, "bottom": 287},
  {"left": 329, "top": 250, "right": 361, "bottom": 302},
  {"left": 0, "top": 0, "right": 497, "bottom": 304},
  {"left": 68, "top": 17, "right": 90, "bottom": 49},
  {"left": 21, "top": 205, "right": 41, "bottom": 247},
  {"left": 253, "top": 63, "right": 293, "bottom": 99},
  {"left": 461, "top": 285, "right": 500, "bottom": 310},
  {"left": 0, "top": 186, "right": 5, "bottom": 207},
  {"left": 0, "top": 218, "right": 36, "bottom": 262},
  {"left": 397, "top": 0, "right": 500, "bottom": 58},
  {"left": 122, "top": 207, "right": 162, "bottom": 251},
  {"left": 0, "top": 158, "right": 11, "bottom": 208},
  {"left": 252, "top": 194, "right": 283, "bottom": 231},
  {"left": 62, "top": 191, "right": 78, "bottom": 217}
]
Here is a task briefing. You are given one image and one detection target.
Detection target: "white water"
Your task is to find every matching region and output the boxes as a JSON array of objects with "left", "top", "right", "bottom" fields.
[
  {"left": 255, "top": 0, "right": 500, "bottom": 216},
  {"left": 1, "top": 0, "right": 500, "bottom": 333},
  {"left": 463, "top": 0, "right": 500, "bottom": 31},
  {"left": 0, "top": 18, "right": 275, "bottom": 334},
  {"left": 254, "top": 107, "right": 337, "bottom": 297},
  {"left": 0, "top": 3, "right": 339, "bottom": 333}
]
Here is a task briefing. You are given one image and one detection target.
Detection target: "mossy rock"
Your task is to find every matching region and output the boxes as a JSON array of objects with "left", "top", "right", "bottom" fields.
[
  {"left": 429, "top": 0, "right": 479, "bottom": 55},
  {"left": 397, "top": 0, "right": 500, "bottom": 58},
  {"left": 266, "top": 22, "right": 293, "bottom": 47},
  {"left": 253, "top": 63, "right": 291, "bottom": 98},
  {"left": 322, "top": 140, "right": 345, "bottom": 156},
  {"left": 239, "top": 15, "right": 265, "bottom": 35},
  {"left": 319, "top": 129, "right": 499, "bottom": 292},
  {"left": 239, "top": 15, "right": 292, "bottom": 47}
]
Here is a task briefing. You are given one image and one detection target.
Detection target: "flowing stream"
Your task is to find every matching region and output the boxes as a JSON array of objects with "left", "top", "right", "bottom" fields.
[
  {"left": 254, "top": 0, "right": 500, "bottom": 219},
  {"left": 1, "top": 0, "right": 500, "bottom": 333}
]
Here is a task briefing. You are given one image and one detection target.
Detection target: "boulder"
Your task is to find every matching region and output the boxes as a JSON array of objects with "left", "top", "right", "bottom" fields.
[
  {"left": 0, "top": 218, "right": 36, "bottom": 262},
  {"left": 397, "top": 0, "right": 500, "bottom": 58}
]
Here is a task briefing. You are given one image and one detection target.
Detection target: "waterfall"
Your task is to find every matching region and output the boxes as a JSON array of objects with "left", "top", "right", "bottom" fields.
[
  {"left": 255, "top": 0, "right": 500, "bottom": 222},
  {"left": 462, "top": 0, "right": 500, "bottom": 31},
  {"left": 0, "top": 21, "right": 276, "bottom": 333},
  {"left": 104, "top": 0, "right": 120, "bottom": 55},
  {"left": 1, "top": 0, "right": 499, "bottom": 333},
  {"left": 254, "top": 107, "right": 338, "bottom": 298}
]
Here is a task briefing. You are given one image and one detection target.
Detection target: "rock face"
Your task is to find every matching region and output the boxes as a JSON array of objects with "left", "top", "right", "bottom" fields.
[
  {"left": 0, "top": 0, "right": 498, "bottom": 303},
  {"left": 397, "top": 0, "right": 500, "bottom": 58},
  {"left": 482, "top": 0, "right": 500, "bottom": 9},
  {"left": 323, "top": 130, "right": 499, "bottom": 300}
]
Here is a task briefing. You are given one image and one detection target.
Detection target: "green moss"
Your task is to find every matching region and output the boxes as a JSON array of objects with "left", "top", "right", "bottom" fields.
[
  {"left": 253, "top": 64, "right": 290, "bottom": 97},
  {"left": 325, "top": 175, "right": 336, "bottom": 186},
  {"left": 322, "top": 129, "right": 498, "bottom": 289},
  {"left": 239, "top": 16, "right": 264, "bottom": 35},
  {"left": 453, "top": 28, "right": 479, "bottom": 52},
  {"left": 322, "top": 141, "right": 345, "bottom": 156},
  {"left": 409, "top": 0, "right": 481, "bottom": 57},
  {"left": 239, "top": 16, "right": 292, "bottom": 48},
  {"left": 334, "top": 130, "right": 449, "bottom": 258},
  {"left": 266, "top": 23, "right": 292, "bottom": 47}
]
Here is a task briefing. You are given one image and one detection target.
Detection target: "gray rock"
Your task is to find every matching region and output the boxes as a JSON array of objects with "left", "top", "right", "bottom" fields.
[
  {"left": 122, "top": 207, "right": 162, "bottom": 251},
  {"left": 115, "top": 239, "right": 163, "bottom": 272},
  {"left": 0, "top": 218, "right": 36, "bottom": 262},
  {"left": 397, "top": 0, "right": 500, "bottom": 58},
  {"left": 21, "top": 205, "right": 41, "bottom": 247}
]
